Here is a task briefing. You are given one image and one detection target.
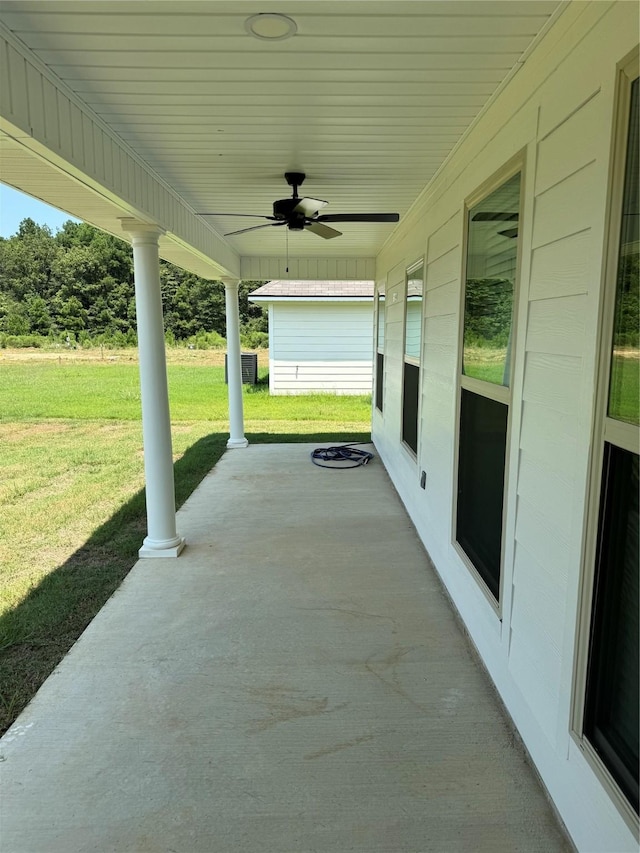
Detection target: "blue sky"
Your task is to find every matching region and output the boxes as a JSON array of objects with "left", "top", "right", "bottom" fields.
[{"left": 0, "top": 183, "right": 79, "bottom": 238}]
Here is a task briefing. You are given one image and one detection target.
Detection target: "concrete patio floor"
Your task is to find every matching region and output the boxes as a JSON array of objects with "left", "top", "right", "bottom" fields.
[{"left": 1, "top": 443, "right": 570, "bottom": 853}]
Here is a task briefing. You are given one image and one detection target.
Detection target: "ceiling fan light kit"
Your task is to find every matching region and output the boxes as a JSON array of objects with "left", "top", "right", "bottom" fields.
[
  {"left": 198, "top": 173, "right": 400, "bottom": 240},
  {"left": 244, "top": 13, "right": 297, "bottom": 41}
]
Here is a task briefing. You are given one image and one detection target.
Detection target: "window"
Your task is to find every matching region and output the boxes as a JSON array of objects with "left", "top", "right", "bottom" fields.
[
  {"left": 375, "top": 289, "right": 385, "bottom": 412},
  {"left": 581, "top": 70, "right": 639, "bottom": 817},
  {"left": 455, "top": 170, "right": 521, "bottom": 604},
  {"left": 402, "top": 261, "right": 424, "bottom": 454}
]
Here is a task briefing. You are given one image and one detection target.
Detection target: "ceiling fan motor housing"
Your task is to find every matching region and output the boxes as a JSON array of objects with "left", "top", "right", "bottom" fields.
[{"left": 273, "top": 198, "right": 304, "bottom": 225}]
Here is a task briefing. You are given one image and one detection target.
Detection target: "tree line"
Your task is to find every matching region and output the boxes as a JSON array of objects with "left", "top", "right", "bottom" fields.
[{"left": 0, "top": 218, "right": 268, "bottom": 348}]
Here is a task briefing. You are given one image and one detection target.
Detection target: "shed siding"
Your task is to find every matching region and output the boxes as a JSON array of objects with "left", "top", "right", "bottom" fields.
[
  {"left": 373, "top": 4, "right": 638, "bottom": 851},
  {"left": 269, "top": 303, "right": 373, "bottom": 395}
]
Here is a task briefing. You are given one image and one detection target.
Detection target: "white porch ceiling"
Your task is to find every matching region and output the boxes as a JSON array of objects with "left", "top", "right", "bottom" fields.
[{"left": 1, "top": 0, "right": 563, "bottom": 265}]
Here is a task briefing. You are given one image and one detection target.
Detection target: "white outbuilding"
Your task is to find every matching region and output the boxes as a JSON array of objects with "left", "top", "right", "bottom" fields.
[
  {"left": 2, "top": 4, "right": 638, "bottom": 848},
  {"left": 249, "top": 280, "right": 374, "bottom": 395}
]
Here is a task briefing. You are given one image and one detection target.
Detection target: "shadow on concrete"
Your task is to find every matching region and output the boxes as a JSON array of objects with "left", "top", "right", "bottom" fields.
[{"left": 0, "top": 429, "right": 370, "bottom": 734}]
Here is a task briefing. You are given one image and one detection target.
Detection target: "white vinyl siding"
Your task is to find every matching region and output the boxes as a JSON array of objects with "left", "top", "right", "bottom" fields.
[
  {"left": 268, "top": 302, "right": 373, "bottom": 395},
  {"left": 373, "top": 4, "right": 639, "bottom": 851}
]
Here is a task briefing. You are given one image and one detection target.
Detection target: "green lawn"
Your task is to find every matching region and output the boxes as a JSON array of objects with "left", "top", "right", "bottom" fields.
[
  {"left": 0, "top": 360, "right": 371, "bottom": 426},
  {"left": 0, "top": 351, "right": 371, "bottom": 734}
]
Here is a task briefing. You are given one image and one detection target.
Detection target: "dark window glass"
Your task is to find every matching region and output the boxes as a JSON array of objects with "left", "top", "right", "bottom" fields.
[
  {"left": 376, "top": 293, "right": 385, "bottom": 413},
  {"left": 609, "top": 77, "right": 639, "bottom": 426},
  {"left": 402, "top": 362, "right": 419, "bottom": 452},
  {"left": 585, "top": 445, "right": 639, "bottom": 813},
  {"left": 456, "top": 390, "right": 508, "bottom": 600},
  {"left": 464, "top": 173, "right": 520, "bottom": 386},
  {"left": 376, "top": 352, "right": 384, "bottom": 412}
]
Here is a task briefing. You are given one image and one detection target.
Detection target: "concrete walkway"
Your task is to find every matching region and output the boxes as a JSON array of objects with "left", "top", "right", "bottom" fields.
[{"left": 1, "top": 444, "right": 569, "bottom": 853}]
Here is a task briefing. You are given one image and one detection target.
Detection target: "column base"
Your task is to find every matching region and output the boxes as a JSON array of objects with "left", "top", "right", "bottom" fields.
[
  {"left": 138, "top": 536, "right": 186, "bottom": 558},
  {"left": 226, "top": 437, "right": 249, "bottom": 449}
]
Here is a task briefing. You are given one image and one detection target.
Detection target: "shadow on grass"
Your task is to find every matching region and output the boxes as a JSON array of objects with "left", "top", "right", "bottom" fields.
[{"left": 0, "top": 428, "right": 371, "bottom": 735}]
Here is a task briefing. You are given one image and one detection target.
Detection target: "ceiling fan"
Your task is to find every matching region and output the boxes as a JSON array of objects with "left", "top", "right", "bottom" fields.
[{"left": 197, "top": 172, "right": 400, "bottom": 240}]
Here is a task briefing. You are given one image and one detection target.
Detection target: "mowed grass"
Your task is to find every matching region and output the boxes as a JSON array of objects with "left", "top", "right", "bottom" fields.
[{"left": 0, "top": 349, "right": 371, "bottom": 733}]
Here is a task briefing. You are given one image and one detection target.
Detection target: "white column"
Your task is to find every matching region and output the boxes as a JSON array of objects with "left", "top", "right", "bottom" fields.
[
  {"left": 121, "top": 219, "right": 185, "bottom": 557},
  {"left": 223, "top": 279, "right": 249, "bottom": 448}
]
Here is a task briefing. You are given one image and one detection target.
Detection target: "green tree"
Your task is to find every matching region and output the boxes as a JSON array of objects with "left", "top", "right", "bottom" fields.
[{"left": 0, "top": 217, "right": 267, "bottom": 344}]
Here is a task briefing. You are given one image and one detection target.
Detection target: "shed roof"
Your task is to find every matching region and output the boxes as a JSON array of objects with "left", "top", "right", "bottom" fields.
[{"left": 249, "top": 280, "right": 374, "bottom": 298}]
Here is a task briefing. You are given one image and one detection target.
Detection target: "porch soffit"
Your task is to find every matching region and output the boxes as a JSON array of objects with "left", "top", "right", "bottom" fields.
[{"left": 0, "top": 1, "right": 563, "bottom": 277}]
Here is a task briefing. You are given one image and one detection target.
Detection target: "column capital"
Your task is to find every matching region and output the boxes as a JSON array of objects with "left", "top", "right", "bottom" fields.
[
  {"left": 221, "top": 278, "right": 241, "bottom": 289},
  {"left": 119, "top": 218, "right": 165, "bottom": 243}
]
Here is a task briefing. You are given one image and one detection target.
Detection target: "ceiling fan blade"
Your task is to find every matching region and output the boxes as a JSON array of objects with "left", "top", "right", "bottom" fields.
[
  {"left": 472, "top": 211, "right": 519, "bottom": 221},
  {"left": 225, "top": 222, "right": 285, "bottom": 237},
  {"left": 498, "top": 227, "right": 519, "bottom": 239},
  {"left": 316, "top": 213, "right": 399, "bottom": 223},
  {"left": 293, "top": 197, "right": 328, "bottom": 217},
  {"left": 198, "top": 213, "right": 277, "bottom": 220},
  {"left": 304, "top": 221, "right": 342, "bottom": 240}
]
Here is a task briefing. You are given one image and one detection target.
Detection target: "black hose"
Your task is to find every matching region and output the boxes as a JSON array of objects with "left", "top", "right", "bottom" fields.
[{"left": 310, "top": 442, "right": 374, "bottom": 469}]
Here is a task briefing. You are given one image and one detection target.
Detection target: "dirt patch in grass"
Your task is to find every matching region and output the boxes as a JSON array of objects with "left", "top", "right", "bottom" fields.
[{"left": 0, "top": 346, "right": 267, "bottom": 368}]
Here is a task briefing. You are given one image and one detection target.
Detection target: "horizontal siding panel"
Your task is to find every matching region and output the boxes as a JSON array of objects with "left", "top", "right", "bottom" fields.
[
  {"left": 274, "top": 377, "right": 371, "bottom": 384},
  {"left": 424, "top": 314, "right": 458, "bottom": 379},
  {"left": 424, "top": 280, "right": 458, "bottom": 318},
  {"left": 514, "top": 494, "right": 571, "bottom": 586},
  {"left": 272, "top": 313, "right": 373, "bottom": 323},
  {"left": 519, "top": 400, "right": 578, "bottom": 476},
  {"left": 532, "top": 163, "right": 597, "bottom": 249},
  {"left": 517, "top": 449, "right": 575, "bottom": 534},
  {"left": 508, "top": 631, "right": 559, "bottom": 746},
  {"left": 537, "top": 52, "right": 602, "bottom": 139},
  {"left": 535, "top": 93, "right": 601, "bottom": 195},
  {"left": 525, "top": 294, "right": 586, "bottom": 356},
  {"left": 427, "top": 213, "right": 461, "bottom": 264},
  {"left": 274, "top": 345, "right": 372, "bottom": 358},
  {"left": 421, "top": 376, "right": 455, "bottom": 426},
  {"left": 274, "top": 363, "right": 372, "bottom": 374},
  {"left": 529, "top": 229, "right": 591, "bottom": 300},
  {"left": 425, "top": 247, "right": 460, "bottom": 290},
  {"left": 273, "top": 327, "right": 373, "bottom": 338},
  {"left": 511, "top": 540, "right": 566, "bottom": 657},
  {"left": 273, "top": 382, "right": 371, "bottom": 391},
  {"left": 521, "top": 352, "right": 583, "bottom": 415}
]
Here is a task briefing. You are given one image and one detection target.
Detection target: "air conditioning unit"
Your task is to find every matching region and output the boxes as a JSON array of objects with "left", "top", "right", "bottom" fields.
[{"left": 224, "top": 352, "right": 258, "bottom": 385}]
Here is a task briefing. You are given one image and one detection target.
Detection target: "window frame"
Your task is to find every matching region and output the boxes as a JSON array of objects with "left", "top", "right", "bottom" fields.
[
  {"left": 375, "top": 284, "right": 385, "bottom": 413},
  {"left": 571, "top": 51, "right": 640, "bottom": 833},
  {"left": 400, "top": 257, "right": 425, "bottom": 457},
  {"left": 452, "top": 155, "right": 525, "bottom": 613}
]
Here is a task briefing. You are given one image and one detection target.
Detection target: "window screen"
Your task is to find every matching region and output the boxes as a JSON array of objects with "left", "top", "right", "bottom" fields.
[
  {"left": 402, "top": 262, "right": 423, "bottom": 454},
  {"left": 584, "top": 445, "right": 639, "bottom": 812},
  {"left": 456, "top": 390, "right": 508, "bottom": 600}
]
